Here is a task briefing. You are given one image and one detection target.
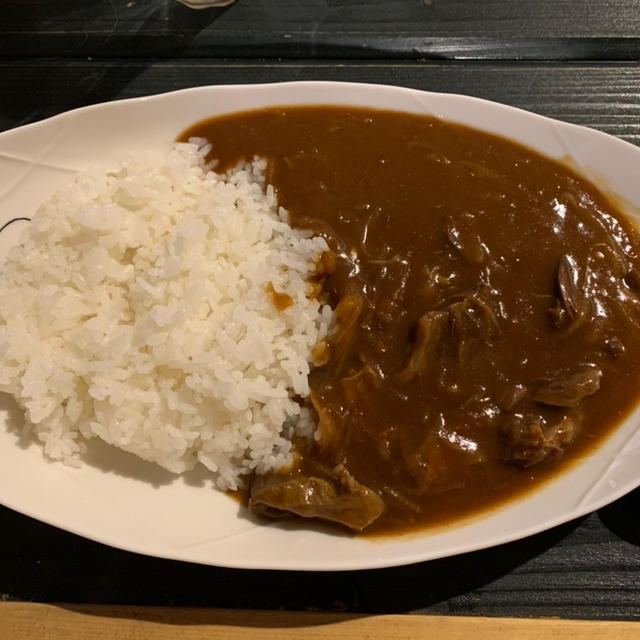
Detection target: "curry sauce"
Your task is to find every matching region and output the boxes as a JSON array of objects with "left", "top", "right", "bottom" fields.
[{"left": 179, "top": 107, "right": 640, "bottom": 535}]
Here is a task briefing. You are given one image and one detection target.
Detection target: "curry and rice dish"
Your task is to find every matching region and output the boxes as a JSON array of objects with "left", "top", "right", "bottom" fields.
[
  {"left": 180, "top": 107, "right": 640, "bottom": 535},
  {"left": 2, "top": 105, "right": 640, "bottom": 538}
]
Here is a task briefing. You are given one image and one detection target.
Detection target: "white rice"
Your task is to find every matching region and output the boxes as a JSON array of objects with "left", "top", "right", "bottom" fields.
[{"left": 0, "top": 140, "right": 332, "bottom": 489}]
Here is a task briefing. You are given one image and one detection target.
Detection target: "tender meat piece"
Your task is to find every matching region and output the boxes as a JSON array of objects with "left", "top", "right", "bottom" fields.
[
  {"left": 557, "top": 255, "right": 584, "bottom": 319},
  {"left": 548, "top": 254, "right": 591, "bottom": 331},
  {"left": 249, "top": 464, "right": 385, "bottom": 531},
  {"left": 532, "top": 366, "right": 602, "bottom": 407},
  {"left": 501, "top": 412, "right": 580, "bottom": 467},
  {"left": 400, "top": 288, "right": 500, "bottom": 381}
]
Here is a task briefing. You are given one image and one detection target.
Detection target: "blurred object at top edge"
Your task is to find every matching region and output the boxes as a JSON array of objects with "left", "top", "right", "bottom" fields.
[{"left": 177, "top": 0, "right": 236, "bottom": 8}]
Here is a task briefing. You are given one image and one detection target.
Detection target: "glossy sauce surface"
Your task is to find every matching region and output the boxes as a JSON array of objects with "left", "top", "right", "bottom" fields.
[{"left": 180, "top": 107, "right": 640, "bottom": 534}]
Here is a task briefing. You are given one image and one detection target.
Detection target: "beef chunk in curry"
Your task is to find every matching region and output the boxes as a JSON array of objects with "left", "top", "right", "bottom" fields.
[{"left": 180, "top": 107, "right": 640, "bottom": 535}]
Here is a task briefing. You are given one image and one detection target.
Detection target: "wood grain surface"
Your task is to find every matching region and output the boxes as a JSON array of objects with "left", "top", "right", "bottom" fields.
[
  {"left": 2, "top": 604, "right": 640, "bottom": 639},
  {"left": 2, "top": 60, "right": 640, "bottom": 139},
  {"left": 1, "top": 0, "right": 640, "bottom": 625},
  {"left": 2, "top": 0, "right": 640, "bottom": 59}
]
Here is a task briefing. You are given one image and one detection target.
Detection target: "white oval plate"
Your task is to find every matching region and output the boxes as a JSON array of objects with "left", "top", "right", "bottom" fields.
[{"left": 0, "top": 82, "right": 639, "bottom": 571}]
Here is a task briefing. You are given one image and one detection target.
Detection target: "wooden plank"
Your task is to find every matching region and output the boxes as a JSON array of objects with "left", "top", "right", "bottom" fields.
[
  {"left": 1, "top": 0, "right": 640, "bottom": 60},
  {"left": 2, "top": 604, "right": 640, "bottom": 640},
  {"left": 2, "top": 60, "right": 640, "bottom": 143}
]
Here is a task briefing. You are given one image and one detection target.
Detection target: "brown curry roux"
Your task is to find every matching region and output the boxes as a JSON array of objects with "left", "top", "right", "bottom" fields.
[{"left": 179, "top": 107, "right": 640, "bottom": 535}]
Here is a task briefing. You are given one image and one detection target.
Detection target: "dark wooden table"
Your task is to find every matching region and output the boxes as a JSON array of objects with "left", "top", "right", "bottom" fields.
[{"left": 1, "top": 0, "right": 639, "bottom": 622}]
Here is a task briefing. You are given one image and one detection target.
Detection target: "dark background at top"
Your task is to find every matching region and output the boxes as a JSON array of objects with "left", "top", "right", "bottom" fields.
[
  {"left": 3, "top": 0, "right": 640, "bottom": 59},
  {"left": 1, "top": 0, "right": 639, "bottom": 622}
]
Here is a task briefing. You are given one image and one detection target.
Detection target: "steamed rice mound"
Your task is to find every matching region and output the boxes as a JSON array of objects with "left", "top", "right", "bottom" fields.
[{"left": 0, "top": 140, "right": 331, "bottom": 489}]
